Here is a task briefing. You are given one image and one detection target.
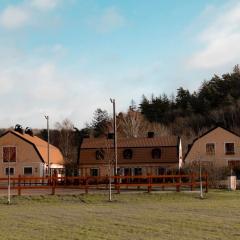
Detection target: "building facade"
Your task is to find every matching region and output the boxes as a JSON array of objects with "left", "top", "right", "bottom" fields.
[
  {"left": 0, "top": 130, "right": 64, "bottom": 178},
  {"left": 184, "top": 126, "right": 240, "bottom": 168},
  {"left": 79, "top": 134, "right": 182, "bottom": 177}
]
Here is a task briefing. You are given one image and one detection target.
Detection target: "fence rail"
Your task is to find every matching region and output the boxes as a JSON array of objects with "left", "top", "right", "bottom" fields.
[{"left": 0, "top": 173, "right": 208, "bottom": 195}]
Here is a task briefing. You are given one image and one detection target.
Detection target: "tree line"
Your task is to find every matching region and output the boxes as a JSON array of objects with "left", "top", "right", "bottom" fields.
[{"left": 140, "top": 65, "right": 240, "bottom": 136}]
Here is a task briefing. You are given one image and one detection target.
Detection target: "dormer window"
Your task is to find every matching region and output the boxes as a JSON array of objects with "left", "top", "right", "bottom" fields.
[
  {"left": 123, "top": 149, "right": 133, "bottom": 159},
  {"left": 96, "top": 149, "right": 105, "bottom": 160},
  {"left": 152, "top": 148, "right": 161, "bottom": 159}
]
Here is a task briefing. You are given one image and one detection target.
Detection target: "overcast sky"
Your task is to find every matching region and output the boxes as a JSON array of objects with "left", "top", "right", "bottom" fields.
[{"left": 0, "top": 0, "right": 240, "bottom": 129}]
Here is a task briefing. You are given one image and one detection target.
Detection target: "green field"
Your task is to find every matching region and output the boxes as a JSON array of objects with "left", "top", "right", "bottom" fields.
[{"left": 0, "top": 191, "right": 239, "bottom": 240}]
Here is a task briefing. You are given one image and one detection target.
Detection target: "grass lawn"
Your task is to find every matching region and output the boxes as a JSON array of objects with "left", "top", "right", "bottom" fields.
[{"left": 0, "top": 190, "right": 240, "bottom": 240}]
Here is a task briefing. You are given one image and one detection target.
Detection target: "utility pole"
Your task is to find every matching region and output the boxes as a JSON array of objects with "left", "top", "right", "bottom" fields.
[
  {"left": 45, "top": 116, "right": 50, "bottom": 176},
  {"left": 7, "top": 155, "right": 11, "bottom": 204},
  {"left": 110, "top": 98, "right": 118, "bottom": 175},
  {"left": 73, "top": 126, "right": 84, "bottom": 176},
  {"left": 199, "top": 154, "right": 203, "bottom": 199},
  {"left": 108, "top": 156, "right": 112, "bottom": 202}
]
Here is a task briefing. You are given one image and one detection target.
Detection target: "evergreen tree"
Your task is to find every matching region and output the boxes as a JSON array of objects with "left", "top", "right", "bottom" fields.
[{"left": 91, "top": 108, "right": 110, "bottom": 137}]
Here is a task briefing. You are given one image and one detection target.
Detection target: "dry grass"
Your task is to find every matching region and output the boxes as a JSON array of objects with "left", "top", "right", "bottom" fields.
[{"left": 0, "top": 191, "right": 240, "bottom": 240}]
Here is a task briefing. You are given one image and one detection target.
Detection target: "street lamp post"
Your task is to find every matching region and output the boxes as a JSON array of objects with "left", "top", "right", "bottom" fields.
[
  {"left": 110, "top": 98, "right": 118, "bottom": 175},
  {"left": 45, "top": 116, "right": 50, "bottom": 176}
]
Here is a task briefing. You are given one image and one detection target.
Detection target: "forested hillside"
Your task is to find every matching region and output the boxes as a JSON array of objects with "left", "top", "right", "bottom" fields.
[{"left": 140, "top": 65, "right": 240, "bottom": 138}]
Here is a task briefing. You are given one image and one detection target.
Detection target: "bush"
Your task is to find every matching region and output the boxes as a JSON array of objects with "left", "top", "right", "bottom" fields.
[{"left": 182, "top": 162, "right": 231, "bottom": 188}]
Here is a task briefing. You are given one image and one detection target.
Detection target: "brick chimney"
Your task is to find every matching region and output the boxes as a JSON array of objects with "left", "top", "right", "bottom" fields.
[{"left": 147, "top": 132, "right": 154, "bottom": 138}]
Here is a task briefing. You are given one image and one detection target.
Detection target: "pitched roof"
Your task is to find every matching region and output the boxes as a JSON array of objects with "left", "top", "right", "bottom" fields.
[
  {"left": 184, "top": 126, "right": 240, "bottom": 160},
  {"left": 81, "top": 136, "right": 179, "bottom": 149},
  {"left": 1, "top": 130, "right": 64, "bottom": 165}
]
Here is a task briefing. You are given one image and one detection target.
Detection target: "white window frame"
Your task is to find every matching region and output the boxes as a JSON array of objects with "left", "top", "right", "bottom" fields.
[
  {"left": 224, "top": 142, "right": 235, "bottom": 155},
  {"left": 5, "top": 167, "right": 15, "bottom": 176},
  {"left": 2, "top": 145, "right": 17, "bottom": 163},
  {"left": 23, "top": 166, "right": 33, "bottom": 175}
]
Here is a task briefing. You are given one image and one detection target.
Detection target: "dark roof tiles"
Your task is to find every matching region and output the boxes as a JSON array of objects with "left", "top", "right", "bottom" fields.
[{"left": 81, "top": 136, "right": 179, "bottom": 149}]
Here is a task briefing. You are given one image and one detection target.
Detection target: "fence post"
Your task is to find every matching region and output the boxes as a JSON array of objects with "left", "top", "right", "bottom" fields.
[
  {"left": 205, "top": 173, "right": 208, "bottom": 193},
  {"left": 51, "top": 174, "right": 56, "bottom": 195},
  {"left": 190, "top": 174, "right": 192, "bottom": 191},
  {"left": 176, "top": 175, "right": 180, "bottom": 192},
  {"left": 191, "top": 173, "right": 195, "bottom": 191},
  {"left": 147, "top": 174, "right": 152, "bottom": 193},
  {"left": 18, "top": 175, "right": 21, "bottom": 196},
  {"left": 105, "top": 175, "right": 108, "bottom": 190},
  {"left": 162, "top": 175, "right": 165, "bottom": 191},
  {"left": 65, "top": 175, "right": 67, "bottom": 186},
  {"left": 117, "top": 175, "right": 120, "bottom": 194},
  {"left": 42, "top": 175, "right": 44, "bottom": 185},
  {"left": 85, "top": 177, "right": 88, "bottom": 194},
  {"left": 137, "top": 176, "right": 140, "bottom": 190}
]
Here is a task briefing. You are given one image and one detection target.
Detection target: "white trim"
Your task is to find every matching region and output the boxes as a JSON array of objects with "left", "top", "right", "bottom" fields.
[
  {"left": 224, "top": 142, "right": 235, "bottom": 155},
  {"left": 224, "top": 157, "right": 240, "bottom": 161},
  {"left": 50, "top": 163, "right": 64, "bottom": 168}
]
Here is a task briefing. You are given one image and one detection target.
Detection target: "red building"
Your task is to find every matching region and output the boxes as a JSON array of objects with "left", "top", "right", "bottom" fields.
[{"left": 79, "top": 133, "right": 182, "bottom": 177}]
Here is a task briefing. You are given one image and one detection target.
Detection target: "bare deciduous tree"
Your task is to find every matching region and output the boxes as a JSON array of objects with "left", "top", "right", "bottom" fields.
[
  {"left": 118, "top": 110, "right": 143, "bottom": 138},
  {"left": 118, "top": 110, "right": 171, "bottom": 138},
  {"left": 55, "top": 119, "right": 76, "bottom": 165}
]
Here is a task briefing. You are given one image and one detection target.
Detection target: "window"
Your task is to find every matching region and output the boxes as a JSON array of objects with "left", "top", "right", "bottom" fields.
[
  {"left": 206, "top": 143, "right": 215, "bottom": 155},
  {"left": 90, "top": 168, "right": 99, "bottom": 176},
  {"left": 152, "top": 148, "right": 161, "bottom": 159},
  {"left": 123, "top": 149, "right": 133, "bottom": 159},
  {"left": 134, "top": 168, "right": 142, "bottom": 176},
  {"left": 117, "top": 168, "right": 123, "bottom": 175},
  {"left": 24, "top": 167, "right": 33, "bottom": 175},
  {"left": 157, "top": 167, "right": 166, "bottom": 175},
  {"left": 3, "top": 147, "right": 16, "bottom": 162},
  {"left": 123, "top": 168, "right": 132, "bottom": 176},
  {"left": 5, "top": 167, "right": 14, "bottom": 175},
  {"left": 96, "top": 149, "right": 104, "bottom": 160},
  {"left": 225, "top": 143, "right": 235, "bottom": 155}
]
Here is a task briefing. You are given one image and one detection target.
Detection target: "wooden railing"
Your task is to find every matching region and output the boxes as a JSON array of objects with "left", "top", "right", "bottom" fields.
[{"left": 0, "top": 173, "right": 208, "bottom": 196}]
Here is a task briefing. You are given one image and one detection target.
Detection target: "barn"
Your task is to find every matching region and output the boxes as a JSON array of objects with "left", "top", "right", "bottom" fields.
[{"left": 0, "top": 129, "right": 64, "bottom": 177}]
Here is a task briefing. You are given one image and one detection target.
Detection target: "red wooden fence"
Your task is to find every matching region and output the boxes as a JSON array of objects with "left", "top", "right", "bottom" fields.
[{"left": 0, "top": 173, "right": 208, "bottom": 196}]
